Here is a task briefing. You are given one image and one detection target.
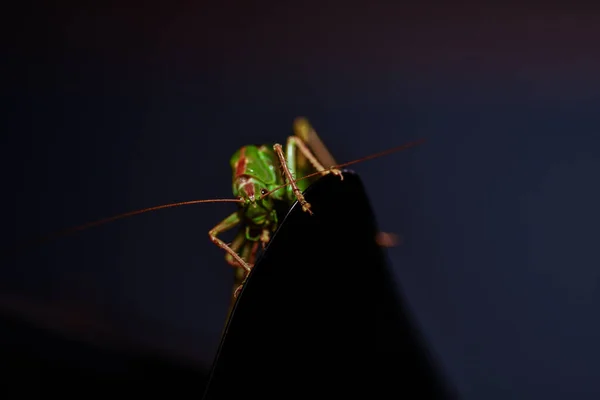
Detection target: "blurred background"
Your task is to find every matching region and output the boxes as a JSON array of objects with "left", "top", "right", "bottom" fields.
[{"left": 2, "top": 2, "right": 600, "bottom": 398}]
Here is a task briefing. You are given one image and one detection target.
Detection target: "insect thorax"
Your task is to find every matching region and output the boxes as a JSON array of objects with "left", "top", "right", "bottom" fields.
[{"left": 230, "top": 145, "right": 279, "bottom": 185}]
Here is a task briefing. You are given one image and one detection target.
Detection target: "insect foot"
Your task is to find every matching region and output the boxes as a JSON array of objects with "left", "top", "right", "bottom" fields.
[
  {"left": 300, "top": 200, "right": 313, "bottom": 215},
  {"left": 234, "top": 283, "right": 244, "bottom": 298},
  {"left": 328, "top": 167, "right": 344, "bottom": 181}
]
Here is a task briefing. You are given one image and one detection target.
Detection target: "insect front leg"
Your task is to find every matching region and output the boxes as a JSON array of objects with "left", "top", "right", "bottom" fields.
[
  {"left": 209, "top": 211, "right": 253, "bottom": 297},
  {"left": 224, "top": 230, "right": 246, "bottom": 267},
  {"left": 232, "top": 240, "right": 260, "bottom": 298},
  {"left": 273, "top": 143, "right": 313, "bottom": 215}
]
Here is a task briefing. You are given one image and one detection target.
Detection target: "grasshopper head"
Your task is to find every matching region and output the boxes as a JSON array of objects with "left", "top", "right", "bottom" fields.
[{"left": 234, "top": 176, "right": 273, "bottom": 212}]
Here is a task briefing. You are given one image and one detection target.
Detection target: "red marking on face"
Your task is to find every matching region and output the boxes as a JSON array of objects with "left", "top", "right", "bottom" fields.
[
  {"left": 235, "top": 147, "right": 247, "bottom": 178},
  {"left": 243, "top": 182, "right": 255, "bottom": 198}
]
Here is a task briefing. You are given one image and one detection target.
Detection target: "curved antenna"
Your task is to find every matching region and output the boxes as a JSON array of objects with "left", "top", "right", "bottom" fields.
[
  {"left": 7, "top": 138, "right": 425, "bottom": 258},
  {"left": 260, "top": 138, "right": 426, "bottom": 199},
  {"left": 6, "top": 198, "right": 243, "bottom": 258}
]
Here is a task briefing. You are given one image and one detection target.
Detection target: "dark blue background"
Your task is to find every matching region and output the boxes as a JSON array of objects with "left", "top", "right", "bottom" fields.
[{"left": 3, "top": 3, "right": 600, "bottom": 398}]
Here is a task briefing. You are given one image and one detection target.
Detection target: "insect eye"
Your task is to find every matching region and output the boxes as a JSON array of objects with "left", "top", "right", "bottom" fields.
[{"left": 260, "top": 189, "right": 268, "bottom": 196}]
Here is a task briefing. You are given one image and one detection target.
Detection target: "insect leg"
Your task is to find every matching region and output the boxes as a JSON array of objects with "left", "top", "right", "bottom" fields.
[
  {"left": 286, "top": 135, "right": 343, "bottom": 180},
  {"left": 293, "top": 117, "right": 338, "bottom": 170},
  {"left": 273, "top": 143, "right": 313, "bottom": 215},
  {"left": 225, "top": 230, "right": 246, "bottom": 267},
  {"left": 294, "top": 118, "right": 398, "bottom": 248},
  {"left": 209, "top": 211, "right": 251, "bottom": 275},
  {"left": 233, "top": 240, "right": 260, "bottom": 298}
]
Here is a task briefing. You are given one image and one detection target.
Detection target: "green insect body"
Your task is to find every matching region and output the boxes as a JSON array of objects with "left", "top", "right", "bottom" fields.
[{"left": 208, "top": 118, "right": 342, "bottom": 299}]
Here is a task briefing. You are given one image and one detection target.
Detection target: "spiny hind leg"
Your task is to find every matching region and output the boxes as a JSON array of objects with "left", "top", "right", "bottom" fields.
[{"left": 293, "top": 117, "right": 338, "bottom": 171}]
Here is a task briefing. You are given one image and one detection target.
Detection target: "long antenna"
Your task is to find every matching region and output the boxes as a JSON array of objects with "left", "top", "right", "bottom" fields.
[
  {"left": 7, "top": 137, "right": 425, "bottom": 258},
  {"left": 6, "top": 198, "right": 242, "bottom": 258},
  {"left": 261, "top": 138, "right": 426, "bottom": 199}
]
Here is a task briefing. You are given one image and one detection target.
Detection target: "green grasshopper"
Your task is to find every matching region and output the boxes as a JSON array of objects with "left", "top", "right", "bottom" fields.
[
  {"left": 212, "top": 117, "right": 345, "bottom": 298},
  {"left": 18, "top": 117, "right": 423, "bottom": 300}
]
